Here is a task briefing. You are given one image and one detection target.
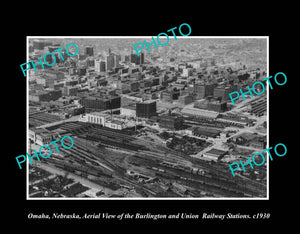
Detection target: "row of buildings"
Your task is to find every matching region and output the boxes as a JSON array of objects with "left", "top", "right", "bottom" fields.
[{"left": 29, "top": 40, "right": 265, "bottom": 134}]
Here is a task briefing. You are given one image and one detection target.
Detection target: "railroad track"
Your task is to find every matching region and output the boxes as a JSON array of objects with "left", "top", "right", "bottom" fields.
[{"left": 44, "top": 125, "right": 266, "bottom": 197}]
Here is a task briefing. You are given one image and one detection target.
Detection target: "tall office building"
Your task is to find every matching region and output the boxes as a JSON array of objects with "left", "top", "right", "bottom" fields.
[
  {"left": 182, "top": 68, "right": 193, "bottom": 77},
  {"left": 124, "top": 55, "right": 130, "bottom": 62},
  {"left": 114, "top": 54, "right": 121, "bottom": 68},
  {"left": 95, "top": 60, "right": 106, "bottom": 72},
  {"left": 140, "top": 52, "right": 144, "bottom": 64},
  {"left": 106, "top": 54, "right": 115, "bottom": 71},
  {"left": 136, "top": 100, "right": 157, "bottom": 118},
  {"left": 85, "top": 46, "right": 94, "bottom": 56},
  {"left": 130, "top": 52, "right": 144, "bottom": 65}
]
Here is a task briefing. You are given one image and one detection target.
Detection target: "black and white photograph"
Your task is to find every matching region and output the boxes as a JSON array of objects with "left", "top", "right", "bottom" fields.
[{"left": 26, "top": 37, "right": 268, "bottom": 199}]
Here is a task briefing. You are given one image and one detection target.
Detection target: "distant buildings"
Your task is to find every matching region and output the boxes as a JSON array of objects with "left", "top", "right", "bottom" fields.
[
  {"left": 178, "top": 94, "right": 193, "bottom": 105},
  {"left": 85, "top": 46, "right": 94, "bottom": 56},
  {"left": 182, "top": 68, "right": 193, "bottom": 77},
  {"left": 95, "top": 60, "right": 106, "bottom": 72},
  {"left": 131, "top": 52, "right": 144, "bottom": 65},
  {"left": 105, "top": 49, "right": 121, "bottom": 71},
  {"left": 44, "top": 70, "right": 65, "bottom": 80},
  {"left": 35, "top": 71, "right": 65, "bottom": 88},
  {"left": 107, "top": 55, "right": 120, "bottom": 70},
  {"left": 76, "top": 67, "right": 86, "bottom": 76},
  {"left": 63, "top": 86, "right": 78, "bottom": 96},
  {"left": 121, "top": 81, "right": 140, "bottom": 93},
  {"left": 65, "top": 80, "right": 79, "bottom": 86},
  {"left": 36, "top": 76, "right": 54, "bottom": 87},
  {"left": 160, "top": 89, "right": 180, "bottom": 102},
  {"left": 106, "top": 54, "right": 115, "bottom": 71},
  {"left": 33, "top": 39, "right": 46, "bottom": 50},
  {"left": 114, "top": 54, "right": 121, "bottom": 68}
]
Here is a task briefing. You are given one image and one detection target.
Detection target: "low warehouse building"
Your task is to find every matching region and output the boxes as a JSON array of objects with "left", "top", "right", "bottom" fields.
[{"left": 203, "top": 148, "right": 228, "bottom": 161}]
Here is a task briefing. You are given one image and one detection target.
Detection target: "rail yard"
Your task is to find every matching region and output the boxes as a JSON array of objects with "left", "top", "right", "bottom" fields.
[{"left": 29, "top": 121, "right": 266, "bottom": 198}]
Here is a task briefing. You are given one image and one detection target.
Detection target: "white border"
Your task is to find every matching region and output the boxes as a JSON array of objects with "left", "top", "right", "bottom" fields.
[{"left": 26, "top": 36, "right": 269, "bottom": 200}]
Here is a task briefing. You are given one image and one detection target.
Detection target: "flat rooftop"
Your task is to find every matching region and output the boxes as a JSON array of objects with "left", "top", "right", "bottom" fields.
[
  {"left": 181, "top": 107, "right": 219, "bottom": 119},
  {"left": 140, "top": 100, "right": 156, "bottom": 104},
  {"left": 83, "top": 94, "right": 120, "bottom": 100},
  {"left": 87, "top": 112, "right": 108, "bottom": 117},
  {"left": 206, "top": 148, "right": 228, "bottom": 156}
]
